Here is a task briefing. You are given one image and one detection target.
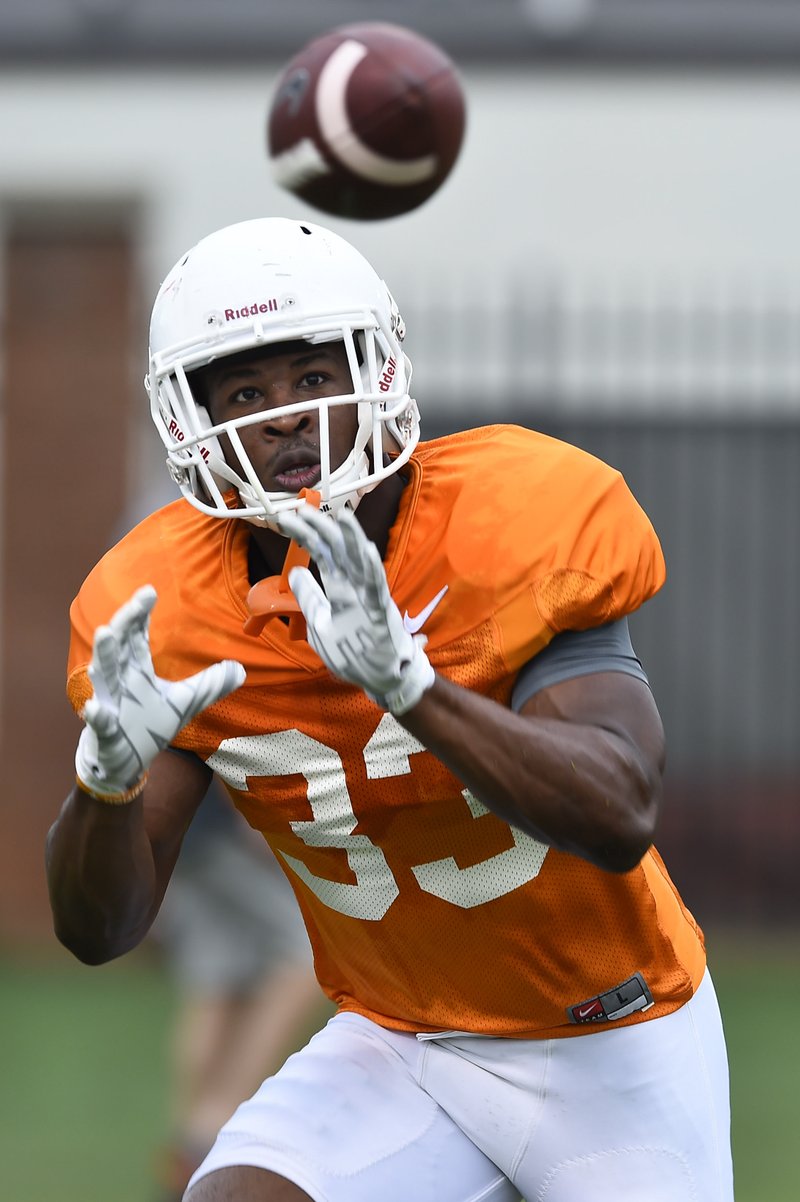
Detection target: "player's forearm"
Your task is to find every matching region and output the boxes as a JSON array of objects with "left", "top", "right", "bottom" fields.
[
  {"left": 398, "top": 675, "right": 660, "bottom": 873},
  {"left": 45, "top": 786, "right": 159, "bottom": 964}
]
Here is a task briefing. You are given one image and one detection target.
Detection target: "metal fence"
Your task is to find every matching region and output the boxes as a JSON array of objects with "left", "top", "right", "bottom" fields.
[{"left": 405, "top": 274, "right": 800, "bottom": 419}]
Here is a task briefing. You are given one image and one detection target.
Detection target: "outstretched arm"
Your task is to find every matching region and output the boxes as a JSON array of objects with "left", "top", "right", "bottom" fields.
[
  {"left": 47, "top": 585, "right": 245, "bottom": 964},
  {"left": 280, "top": 505, "right": 664, "bottom": 874},
  {"left": 46, "top": 748, "right": 210, "bottom": 964}
]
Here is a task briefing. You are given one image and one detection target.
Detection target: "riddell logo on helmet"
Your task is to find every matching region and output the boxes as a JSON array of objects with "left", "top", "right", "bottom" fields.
[
  {"left": 225, "top": 299, "right": 279, "bottom": 321},
  {"left": 168, "top": 418, "right": 210, "bottom": 463},
  {"left": 379, "top": 356, "right": 397, "bottom": 392}
]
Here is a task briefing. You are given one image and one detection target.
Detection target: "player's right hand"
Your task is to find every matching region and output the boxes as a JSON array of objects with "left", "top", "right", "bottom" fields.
[{"left": 74, "top": 585, "right": 245, "bottom": 802}]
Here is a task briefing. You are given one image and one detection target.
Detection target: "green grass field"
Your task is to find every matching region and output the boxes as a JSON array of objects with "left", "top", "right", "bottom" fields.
[{"left": 1, "top": 931, "right": 797, "bottom": 1202}]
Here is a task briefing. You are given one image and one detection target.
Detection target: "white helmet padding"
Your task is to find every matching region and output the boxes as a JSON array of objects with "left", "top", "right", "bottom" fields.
[{"left": 146, "top": 218, "right": 419, "bottom": 529}]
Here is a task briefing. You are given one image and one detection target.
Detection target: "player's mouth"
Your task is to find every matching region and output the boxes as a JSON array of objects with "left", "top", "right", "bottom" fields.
[{"left": 272, "top": 450, "right": 322, "bottom": 492}]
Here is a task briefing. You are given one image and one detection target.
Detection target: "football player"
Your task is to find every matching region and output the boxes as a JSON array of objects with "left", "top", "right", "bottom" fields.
[{"left": 46, "top": 218, "right": 733, "bottom": 1202}]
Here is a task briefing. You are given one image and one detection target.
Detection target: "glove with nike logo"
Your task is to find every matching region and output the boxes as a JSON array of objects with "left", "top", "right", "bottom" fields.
[
  {"left": 75, "top": 585, "right": 246, "bottom": 803},
  {"left": 278, "top": 505, "right": 435, "bottom": 715}
]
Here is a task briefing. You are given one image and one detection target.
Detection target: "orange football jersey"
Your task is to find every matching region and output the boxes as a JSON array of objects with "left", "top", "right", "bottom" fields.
[{"left": 68, "top": 425, "right": 705, "bottom": 1038}]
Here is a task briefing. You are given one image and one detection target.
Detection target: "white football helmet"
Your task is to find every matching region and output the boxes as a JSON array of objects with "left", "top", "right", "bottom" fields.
[{"left": 146, "top": 217, "right": 419, "bottom": 528}]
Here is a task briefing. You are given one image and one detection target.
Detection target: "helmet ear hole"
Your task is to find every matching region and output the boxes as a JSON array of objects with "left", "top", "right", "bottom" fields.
[{"left": 186, "top": 365, "right": 209, "bottom": 408}]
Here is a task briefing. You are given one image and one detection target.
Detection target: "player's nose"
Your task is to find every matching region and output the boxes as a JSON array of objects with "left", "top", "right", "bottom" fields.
[{"left": 261, "top": 408, "right": 315, "bottom": 435}]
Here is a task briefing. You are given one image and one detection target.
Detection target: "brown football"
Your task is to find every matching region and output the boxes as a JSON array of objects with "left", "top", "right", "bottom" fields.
[{"left": 267, "top": 22, "right": 466, "bottom": 220}]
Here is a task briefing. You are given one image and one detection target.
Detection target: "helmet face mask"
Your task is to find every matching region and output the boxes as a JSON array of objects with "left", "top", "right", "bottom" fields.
[{"left": 146, "top": 218, "right": 419, "bottom": 529}]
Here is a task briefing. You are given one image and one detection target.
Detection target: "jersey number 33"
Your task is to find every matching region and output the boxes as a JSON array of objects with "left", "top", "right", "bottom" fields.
[{"left": 207, "top": 713, "right": 549, "bottom": 921}]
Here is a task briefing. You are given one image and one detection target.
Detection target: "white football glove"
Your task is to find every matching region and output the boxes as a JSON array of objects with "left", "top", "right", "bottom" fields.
[
  {"left": 75, "top": 585, "right": 246, "bottom": 802},
  {"left": 278, "top": 506, "right": 435, "bottom": 716}
]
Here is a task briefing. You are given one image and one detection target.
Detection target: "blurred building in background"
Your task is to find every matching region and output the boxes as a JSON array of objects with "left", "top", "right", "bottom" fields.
[{"left": 1, "top": 0, "right": 798, "bottom": 940}]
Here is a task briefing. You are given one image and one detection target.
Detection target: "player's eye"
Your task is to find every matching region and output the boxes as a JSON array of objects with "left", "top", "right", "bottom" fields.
[
  {"left": 299, "top": 370, "right": 328, "bottom": 387},
  {"left": 230, "top": 385, "right": 263, "bottom": 405}
]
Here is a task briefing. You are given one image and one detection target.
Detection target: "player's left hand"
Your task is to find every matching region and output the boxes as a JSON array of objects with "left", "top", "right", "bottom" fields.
[{"left": 278, "top": 505, "right": 434, "bottom": 715}]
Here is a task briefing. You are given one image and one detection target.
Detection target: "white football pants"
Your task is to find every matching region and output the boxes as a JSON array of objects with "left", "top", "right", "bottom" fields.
[{"left": 188, "top": 969, "right": 733, "bottom": 1202}]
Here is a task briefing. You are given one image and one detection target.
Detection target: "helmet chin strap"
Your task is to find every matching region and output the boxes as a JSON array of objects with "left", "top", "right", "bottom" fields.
[{"left": 243, "top": 489, "right": 321, "bottom": 640}]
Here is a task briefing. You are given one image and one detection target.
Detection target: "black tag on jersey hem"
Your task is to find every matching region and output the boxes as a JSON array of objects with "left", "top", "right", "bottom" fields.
[{"left": 567, "top": 971, "right": 654, "bottom": 1024}]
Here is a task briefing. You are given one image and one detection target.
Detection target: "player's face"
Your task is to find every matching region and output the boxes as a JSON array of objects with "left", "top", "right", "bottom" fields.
[{"left": 201, "top": 341, "right": 359, "bottom": 494}]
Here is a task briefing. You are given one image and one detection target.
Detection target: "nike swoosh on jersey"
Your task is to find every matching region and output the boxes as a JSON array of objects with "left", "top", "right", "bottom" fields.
[{"left": 403, "top": 585, "right": 449, "bottom": 634}]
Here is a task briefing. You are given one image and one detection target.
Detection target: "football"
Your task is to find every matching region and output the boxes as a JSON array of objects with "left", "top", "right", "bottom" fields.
[{"left": 267, "top": 22, "right": 466, "bottom": 220}]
